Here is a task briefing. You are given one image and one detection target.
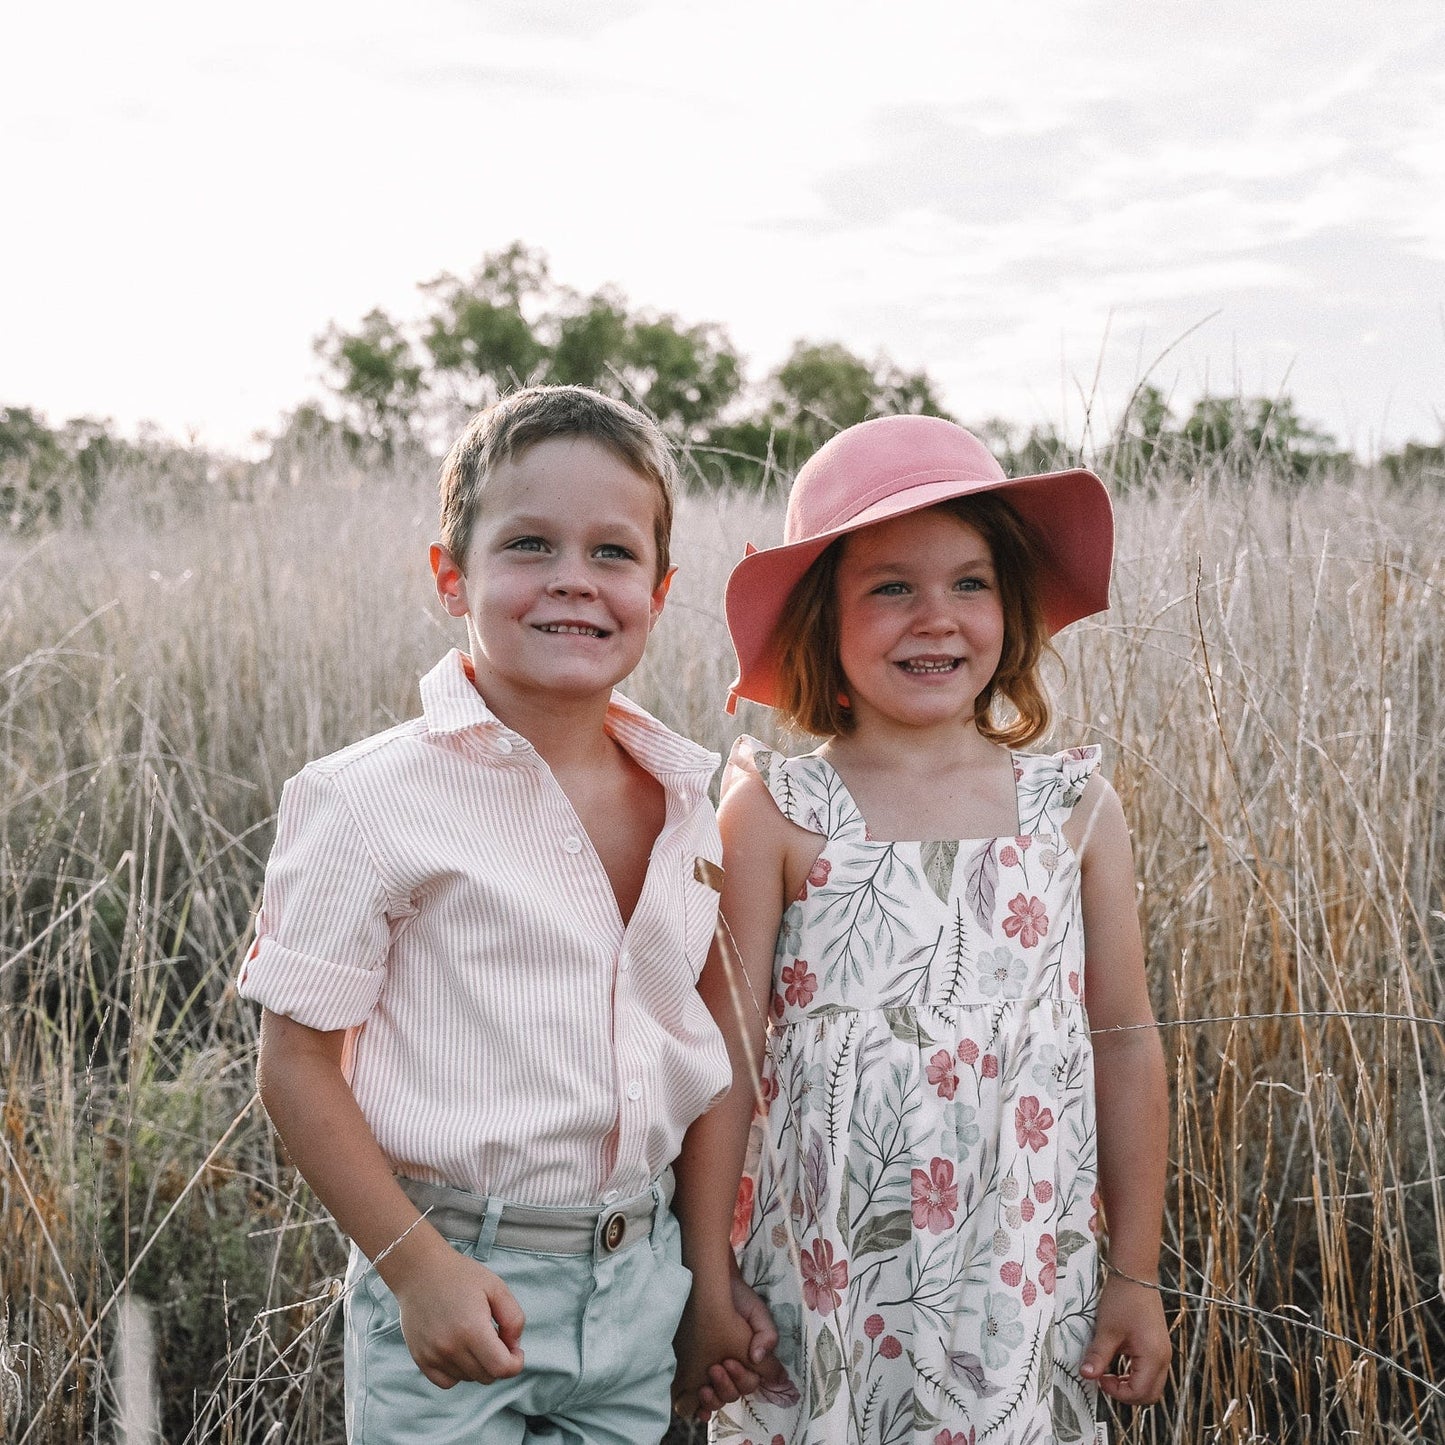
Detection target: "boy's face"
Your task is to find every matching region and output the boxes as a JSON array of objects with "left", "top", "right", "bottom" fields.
[{"left": 431, "top": 436, "right": 673, "bottom": 716}]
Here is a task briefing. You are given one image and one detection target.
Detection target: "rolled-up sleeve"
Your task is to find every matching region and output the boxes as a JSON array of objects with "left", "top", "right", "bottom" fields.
[{"left": 238, "top": 766, "right": 392, "bottom": 1029}]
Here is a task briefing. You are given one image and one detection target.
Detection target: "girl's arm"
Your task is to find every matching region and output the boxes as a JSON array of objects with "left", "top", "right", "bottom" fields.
[
  {"left": 671, "top": 772, "right": 802, "bottom": 1416},
  {"left": 1068, "top": 776, "right": 1172, "bottom": 1405},
  {"left": 257, "top": 1010, "right": 525, "bottom": 1388}
]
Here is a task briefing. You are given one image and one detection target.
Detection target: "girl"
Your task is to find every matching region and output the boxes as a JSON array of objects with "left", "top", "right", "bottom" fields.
[{"left": 673, "top": 416, "right": 1170, "bottom": 1443}]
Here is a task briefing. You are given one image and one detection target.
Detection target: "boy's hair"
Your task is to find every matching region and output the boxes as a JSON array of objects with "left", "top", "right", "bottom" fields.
[
  {"left": 438, "top": 386, "right": 677, "bottom": 583},
  {"left": 770, "top": 495, "right": 1054, "bottom": 747}
]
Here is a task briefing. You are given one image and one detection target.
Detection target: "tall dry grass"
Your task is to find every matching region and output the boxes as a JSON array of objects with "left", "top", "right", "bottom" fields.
[{"left": 0, "top": 454, "right": 1441, "bottom": 1443}]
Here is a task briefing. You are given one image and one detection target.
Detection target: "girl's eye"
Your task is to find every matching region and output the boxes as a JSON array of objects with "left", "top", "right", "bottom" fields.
[
  {"left": 873, "top": 581, "right": 910, "bottom": 597},
  {"left": 957, "top": 577, "right": 988, "bottom": 592}
]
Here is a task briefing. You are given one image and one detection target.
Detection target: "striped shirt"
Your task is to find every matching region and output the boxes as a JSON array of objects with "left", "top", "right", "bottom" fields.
[{"left": 238, "top": 649, "right": 731, "bottom": 1207}]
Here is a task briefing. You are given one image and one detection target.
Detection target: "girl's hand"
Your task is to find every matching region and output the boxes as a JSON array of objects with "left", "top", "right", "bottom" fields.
[
  {"left": 390, "top": 1242, "right": 526, "bottom": 1389},
  {"left": 1080, "top": 1272, "right": 1171, "bottom": 1405},
  {"left": 695, "top": 1274, "right": 784, "bottom": 1415},
  {"left": 672, "top": 1282, "right": 760, "bottom": 1421}
]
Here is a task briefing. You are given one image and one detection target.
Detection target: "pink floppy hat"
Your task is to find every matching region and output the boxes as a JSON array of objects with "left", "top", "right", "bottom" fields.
[{"left": 725, "top": 413, "right": 1114, "bottom": 712}]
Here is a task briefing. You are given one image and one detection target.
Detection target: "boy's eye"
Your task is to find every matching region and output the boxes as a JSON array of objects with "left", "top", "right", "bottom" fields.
[
  {"left": 594, "top": 543, "right": 637, "bottom": 561},
  {"left": 505, "top": 536, "right": 549, "bottom": 553}
]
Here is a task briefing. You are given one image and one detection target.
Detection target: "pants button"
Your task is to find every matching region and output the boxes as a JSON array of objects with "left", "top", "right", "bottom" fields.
[{"left": 602, "top": 1212, "right": 626, "bottom": 1251}]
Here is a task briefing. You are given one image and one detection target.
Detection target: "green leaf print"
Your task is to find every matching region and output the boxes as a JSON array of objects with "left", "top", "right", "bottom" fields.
[
  {"left": 1056, "top": 1228, "right": 1091, "bottom": 1269},
  {"left": 884, "top": 1006, "right": 935, "bottom": 1048},
  {"left": 920, "top": 838, "right": 958, "bottom": 903},
  {"left": 963, "top": 839, "right": 999, "bottom": 931},
  {"left": 944, "top": 1348, "right": 1003, "bottom": 1398},
  {"left": 852, "top": 1208, "right": 912, "bottom": 1258},
  {"left": 811, "top": 1324, "right": 845, "bottom": 1415},
  {"left": 1051, "top": 1382, "right": 1089, "bottom": 1442}
]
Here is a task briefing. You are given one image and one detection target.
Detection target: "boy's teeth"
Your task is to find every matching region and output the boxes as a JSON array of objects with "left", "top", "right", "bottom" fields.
[{"left": 544, "top": 624, "right": 602, "bottom": 636}]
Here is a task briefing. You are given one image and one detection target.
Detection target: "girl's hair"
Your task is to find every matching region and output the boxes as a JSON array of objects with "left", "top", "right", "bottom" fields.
[{"left": 770, "top": 494, "right": 1054, "bottom": 747}]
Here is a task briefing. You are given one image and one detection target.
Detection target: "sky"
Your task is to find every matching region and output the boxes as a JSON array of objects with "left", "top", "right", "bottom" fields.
[{"left": 4, "top": 0, "right": 1444, "bottom": 459}]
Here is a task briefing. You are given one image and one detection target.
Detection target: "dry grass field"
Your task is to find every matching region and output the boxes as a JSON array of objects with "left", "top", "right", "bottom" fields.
[{"left": 1, "top": 451, "right": 1441, "bottom": 1443}]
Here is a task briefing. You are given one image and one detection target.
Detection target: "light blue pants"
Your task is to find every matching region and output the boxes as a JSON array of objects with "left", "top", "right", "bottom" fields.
[{"left": 343, "top": 1188, "right": 691, "bottom": 1444}]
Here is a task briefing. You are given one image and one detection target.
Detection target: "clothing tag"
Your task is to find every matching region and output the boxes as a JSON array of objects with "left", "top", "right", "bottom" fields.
[
  {"left": 1093, "top": 1425, "right": 1110, "bottom": 1445},
  {"left": 694, "top": 857, "right": 725, "bottom": 892}
]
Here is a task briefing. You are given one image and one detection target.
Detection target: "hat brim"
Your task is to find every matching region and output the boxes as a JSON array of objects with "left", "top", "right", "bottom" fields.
[{"left": 725, "top": 466, "right": 1113, "bottom": 711}]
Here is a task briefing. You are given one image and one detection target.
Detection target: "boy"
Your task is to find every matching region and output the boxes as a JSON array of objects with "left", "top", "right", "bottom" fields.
[{"left": 240, "top": 387, "right": 772, "bottom": 1443}]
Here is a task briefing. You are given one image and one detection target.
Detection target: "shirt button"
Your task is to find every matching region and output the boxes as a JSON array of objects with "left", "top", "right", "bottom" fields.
[
  {"left": 563, "top": 836, "right": 583, "bottom": 854},
  {"left": 493, "top": 737, "right": 512, "bottom": 754},
  {"left": 625, "top": 1081, "right": 642, "bottom": 1101}
]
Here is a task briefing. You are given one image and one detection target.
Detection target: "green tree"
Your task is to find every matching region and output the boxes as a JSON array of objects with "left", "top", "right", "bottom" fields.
[
  {"left": 0, "top": 405, "right": 66, "bottom": 531},
  {"left": 1107, "top": 383, "right": 1176, "bottom": 488},
  {"left": 1378, "top": 438, "right": 1445, "bottom": 487},
  {"left": 315, "top": 308, "right": 424, "bottom": 457},
  {"left": 772, "top": 341, "right": 878, "bottom": 446},
  {"left": 1180, "top": 395, "right": 1344, "bottom": 481},
  {"left": 618, "top": 316, "right": 742, "bottom": 438},
  {"left": 421, "top": 243, "right": 551, "bottom": 409}
]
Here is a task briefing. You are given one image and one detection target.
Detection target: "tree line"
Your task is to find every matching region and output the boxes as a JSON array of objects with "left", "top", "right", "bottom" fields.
[{"left": 4, "top": 242, "right": 1440, "bottom": 534}]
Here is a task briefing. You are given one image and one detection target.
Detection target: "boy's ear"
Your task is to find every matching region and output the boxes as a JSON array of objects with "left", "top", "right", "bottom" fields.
[
  {"left": 649, "top": 565, "right": 677, "bottom": 628},
  {"left": 431, "top": 543, "right": 470, "bottom": 619}
]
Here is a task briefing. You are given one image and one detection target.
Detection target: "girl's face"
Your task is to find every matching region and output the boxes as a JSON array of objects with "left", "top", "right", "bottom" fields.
[{"left": 833, "top": 507, "right": 1005, "bottom": 736}]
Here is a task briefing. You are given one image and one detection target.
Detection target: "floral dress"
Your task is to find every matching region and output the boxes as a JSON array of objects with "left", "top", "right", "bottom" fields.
[{"left": 713, "top": 740, "right": 1103, "bottom": 1445}]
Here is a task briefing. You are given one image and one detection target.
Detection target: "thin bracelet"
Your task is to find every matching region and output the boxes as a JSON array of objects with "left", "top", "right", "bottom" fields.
[{"left": 1103, "top": 1262, "right": 1162, "bottom": 1290}]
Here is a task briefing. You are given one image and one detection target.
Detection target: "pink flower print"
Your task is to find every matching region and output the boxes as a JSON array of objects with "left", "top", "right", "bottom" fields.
[
  {"left": 927, "top": 1049, "right": 960, "bottom": 1100},
  {"left": 864, "top": 1313, "right": 885, "bottom": 1339},
  {"left": 1067, "top": 969, "right": 1081, "bottom": 999},
  {"left": 800, "top": 1239, "right": 848, "bottom": 1314},
  {"left": 781, "top": 960, "right": 817, "bottom": 1008},
  {"left": 808, "top": 857, "right": 832, "bottom": 889},
  {"left": 1020, "top": 1195, "right": 1035, "bottom": 1222},
  {"left": 1015, "top": 1095, "right": 1055, "bottom": 1152},
  {"left": 770, "top": 991, "right": 785, "bottom": 1020},
  {"left": 936, "top": 1432, "right": 976, "bottom": 1445},
  {"left": 1015, "top": 836, "right": 1031, "bottom": 851},
  {"left": 1037, "top": 1234, "right": 1057, "bottom": 1294},
  {"left": 981, "top": 1054, "right": 999, "bottom": 1079},
  {"left": 998, "top": 844, "right": 1019, "bottom": 868},
  {"left": 911, "top": 1158, "right": 959, "bottom": 1233},
  {"left": 1002, "top": 894, "right": 1049, "bottom": 948},
  {"left": 879, "top": 1335, "right": 903, "bottom": 1359},
  {"left": 1090, "top": 1187, "right": 1102, "bottom": 1237},
  {"left": 759, "top": 1070, "right": 779, "bottom": 1107},
  {"left": 1022, "top": 1278, "right": 1037, "bottom": 1307},
  {"left": 730, "top": 1175, "right": 755, "bottom": 1248},
  {"left": 1033, "top": 1178, "right": 1054, "bottom": 1203},
  {"left": 957, "top": 1037, "right": 980, "bottom": 1066},
  {"left": 999, "top": 1259, "right": 1022, "bottom": 1287}
]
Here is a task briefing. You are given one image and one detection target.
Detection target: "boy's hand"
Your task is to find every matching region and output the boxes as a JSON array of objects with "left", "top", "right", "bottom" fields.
[
  {"left": 389, "top": 1246, "right": 526, "bottom": 1389},
  {"left": 673, "top": 1281, "right": 758, "bottom": 1421},
  {"left": 695, "top": 1274, "right": 783, "bottom": 1415},
  {"left": 1080, "top": 1272, "right": 1171, "bottom": 1405}
]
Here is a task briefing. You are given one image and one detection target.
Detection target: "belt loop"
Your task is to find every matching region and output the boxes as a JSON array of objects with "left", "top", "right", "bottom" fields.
[
  {"left": 473, "top": 1196, "right": 505, "bottom": 1261},
  {"left": 649, "top": 1176, "right": 668, "bottom": 1252}
]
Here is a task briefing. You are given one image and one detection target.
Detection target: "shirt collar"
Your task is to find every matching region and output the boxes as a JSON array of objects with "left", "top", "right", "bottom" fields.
[{"left": 419, "top": 650, "right": 719, "bottom": 793}]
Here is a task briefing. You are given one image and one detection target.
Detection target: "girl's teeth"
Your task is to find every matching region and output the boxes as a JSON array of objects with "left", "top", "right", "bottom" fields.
[{"left": 902, "top": 659, "right": 957, "bottom": 672}]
